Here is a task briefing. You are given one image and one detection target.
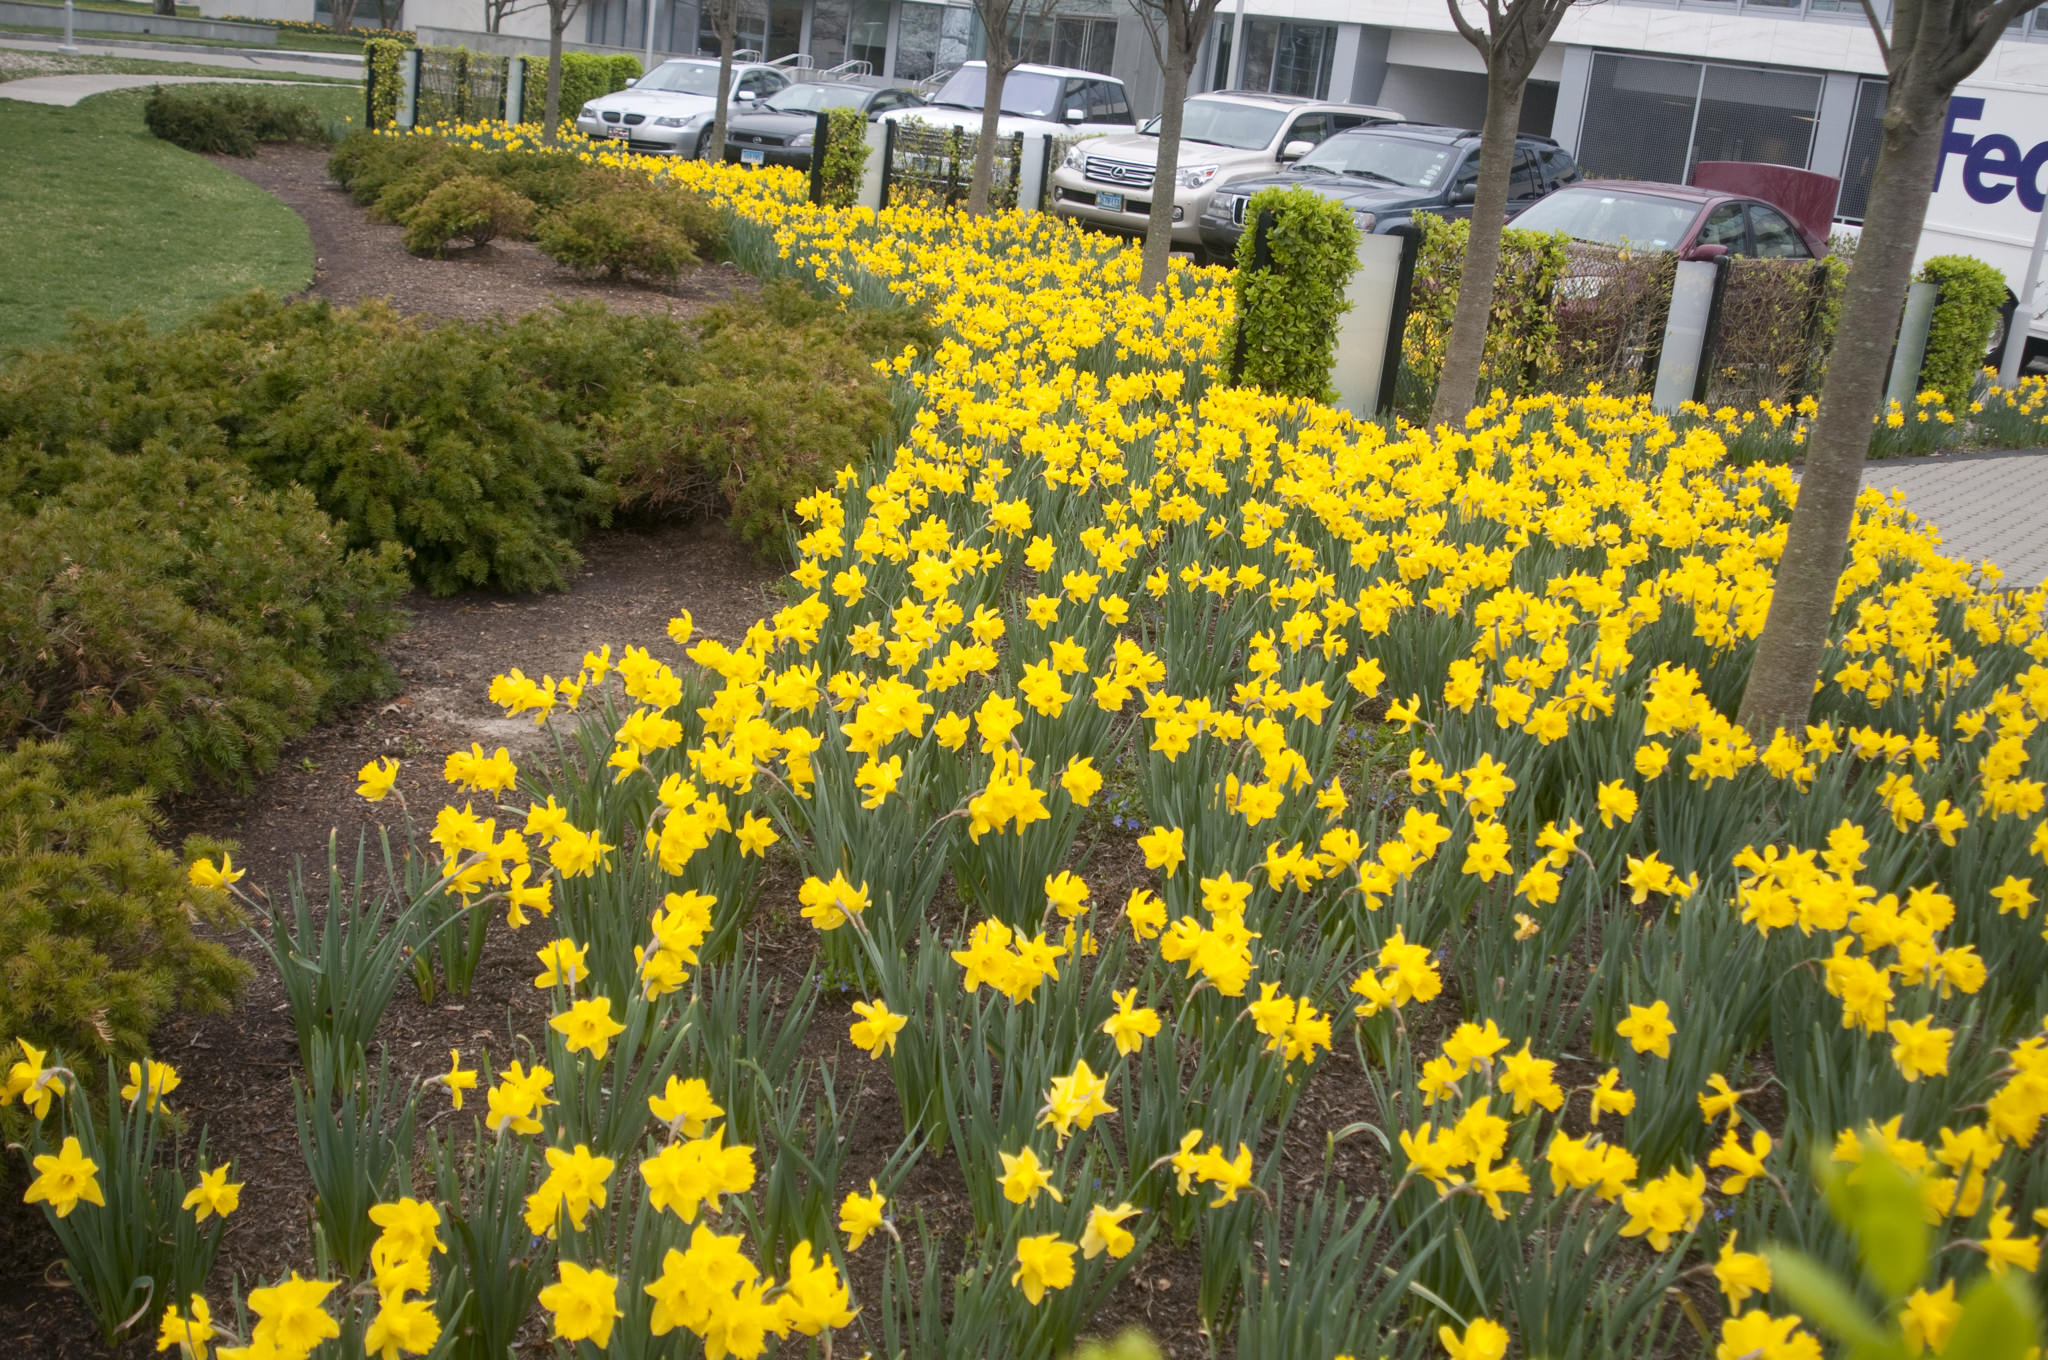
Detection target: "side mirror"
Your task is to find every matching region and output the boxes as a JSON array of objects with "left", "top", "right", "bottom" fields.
[
  {"left": 1064, "top": 108, "right": 1086, "bottom": 123},
  {"left": 736, "top": 89, "right": 757, "bottom": 101},
  {"left": 1684, "top": 243, "right": 1731, "bottom": 262},
  {"left": 1279, "top": 139, "right": 1314, "bottom": 160},
  {"left": 1449, "top": 183, "right": 1477, "bottom": 205},
  {"left": 623, "top": 77, "right": 637, "bottom": 87}
]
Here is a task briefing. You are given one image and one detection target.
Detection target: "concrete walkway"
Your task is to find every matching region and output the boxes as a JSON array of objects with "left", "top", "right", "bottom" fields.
[
  {"left": 0, "top": 33, "right": 359, "bottom": 79},
  {"left": 1863, "top": 449, "right": 2048, "bottom": 587},
  {"left": 0, "top": 70, "right": 339, "bottom": 103}
]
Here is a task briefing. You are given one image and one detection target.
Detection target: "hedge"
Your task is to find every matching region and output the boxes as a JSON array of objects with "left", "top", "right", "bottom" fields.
[
  {"left": 522, "top": 51, "right": 641, "bottom": 127},
  {"left": 1917, "top": 253, "right": 2007, "bottom": 407},
  {"left": 1401, "top": 214, "right": 1569, "bottom": 409},
  {"left": 818, "top": 105, "right": 870, "bottom": 207},
  {"left": 365, "top": 36, "right": 404, "bottom": 129},
  {"left": 1221, "top": 186, "right": 1359, "bottom": 402}
]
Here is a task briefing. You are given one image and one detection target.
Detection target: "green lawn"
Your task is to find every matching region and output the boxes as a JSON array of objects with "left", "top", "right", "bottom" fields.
[{"left": 0, "top": 84, "right": 359, "bottom": 349}]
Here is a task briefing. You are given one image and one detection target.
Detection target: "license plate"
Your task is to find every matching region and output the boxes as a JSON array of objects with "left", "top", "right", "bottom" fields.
[
  {"left": 604, "top": 124, "right": 629, "bottom": 138},
  {"left": 1098, "top": 191, "right": 1123, "bottom": 212},
  {"left": 740, "top": 147, "right": 765, "bottom": 166}
]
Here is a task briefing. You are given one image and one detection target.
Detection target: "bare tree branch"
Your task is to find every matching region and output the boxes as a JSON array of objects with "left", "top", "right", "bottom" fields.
[
  {"left": 1855, "top": 0, "right": 1894, "bottom": 64},
  {"left": 1445, "top": 0, "right": 1491, "bottom": 57}
]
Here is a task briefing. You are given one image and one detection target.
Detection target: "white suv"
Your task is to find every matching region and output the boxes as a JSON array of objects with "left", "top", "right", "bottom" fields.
[
  {"left": 880, "top": 60, "right": 1137, "bottom": 141},
  {"left": 576, "top": 57, "right": 796, "bottom": 158},
  {"left": 1051, "top": 92, "right": 1400, "bottom": 255}
]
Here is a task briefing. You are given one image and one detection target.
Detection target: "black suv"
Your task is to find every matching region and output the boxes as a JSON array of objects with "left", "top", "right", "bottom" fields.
[{"left": 1198, "top": 122, "right": 1580, "bottom": 256}]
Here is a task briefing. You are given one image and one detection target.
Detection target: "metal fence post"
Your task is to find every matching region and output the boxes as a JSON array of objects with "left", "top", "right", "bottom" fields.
[
  {"left": 807, "top": 109, "right": 829, "bottom": 205},
  {"left": 1375, "top": 223, "right": 1423, "bottom": 415},
  {"left": 1227, "top": 208, "right": 1276, "bottom": 386},
  {"left": 1887, "top": 280, "right": 1940, "bottom": 406},
  {"left": 878, "top": 118, "right": 896, "bottom": 210},
  {"left": 1690, "top": 253, "right": 1734, "bottom": 406},
  {"left": 397, "top": 45, "right": 420, "bottom": 130}
]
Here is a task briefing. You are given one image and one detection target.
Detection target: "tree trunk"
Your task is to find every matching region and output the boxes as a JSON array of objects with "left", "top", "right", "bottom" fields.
[
  {"left": 541, "top": 12, "right": 566, "bottom": 145},
  {"left": 329, "top": 0, "right": 360, "bottom": 33},
  {"left": 709, "top": 4, "right": 739, "bottom": 159},
  {"left": 965, "top": 62, "right": 1009, "bottom": 215},
  {"left": 1427, "top": 70, "right": 1523, "bottom": 428},
  {"left": 154, "top": 0, "right": 176, "bottom": 17},
  {"left": 1138, "top": 47, "right": 1191, "bottom": 293},
  {"left": 1736, "top": 88, "right": 1949, "bottom": 737}
]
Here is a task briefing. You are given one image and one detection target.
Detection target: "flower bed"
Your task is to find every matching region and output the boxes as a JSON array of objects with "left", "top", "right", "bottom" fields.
[{"left": 10, "top": 123, "right": 2048, "bottom": 1360}]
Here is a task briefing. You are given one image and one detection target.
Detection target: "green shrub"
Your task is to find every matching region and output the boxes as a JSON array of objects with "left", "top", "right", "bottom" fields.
[
  {"left": 1221, "top": 186, "right": 1359, "bottom": 402},
  {"left": 400, "top": 174, "right": 536, "bottom": 255},
  {"left": 486, "top": 148, "right": 593, "bottom": 211},
  {"left": 818, "top": 105, "right": 869, "bottom": 207},
  {"left": 598, "top": 281, "right": 924, "bottom": 553},
  {"left": 1401, "top": 214, "right": 1569, "bottom": 405},
  {"left": 535, "top": 176, "right": 719, "bottom": 282},
  {"left": 0, "top": 742, "right": 247, "bottom": 1067},
  {"left": 523, "top": 50, "right": 636, "bottom": 126},
  {"left": 142, "top": 86, "right": 328, "bottom": 157},
  {"left": 0, "top": 399, "right": 409, "bottom": 795},
  {"left": 330, "top": 129, "right": 478, "bottom": 207},
  {"left": 1917, "top": 253, "right": 2008, "bottom": 408},
  {"left": 365, "top": 37, "right": 406, "bottom": 130}
]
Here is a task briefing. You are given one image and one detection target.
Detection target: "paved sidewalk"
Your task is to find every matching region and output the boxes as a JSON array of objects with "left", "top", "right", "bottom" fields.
[
  {"left": 0, "top": 33, "right": 359, "bottom": 79},
  {"left": 0, "top": 71, "right": 337, "bottom": 103},
  {"left": 1862, "top": 450, "right": 2048, "bottom": 587}
]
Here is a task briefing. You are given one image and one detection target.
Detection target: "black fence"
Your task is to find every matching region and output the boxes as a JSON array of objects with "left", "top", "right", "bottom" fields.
[
  {"left": 881, "top": 121, "right": 1024, "bottom": 211},
  {"left": 413, "top": 46, "right": 509, "bottom": 126}
]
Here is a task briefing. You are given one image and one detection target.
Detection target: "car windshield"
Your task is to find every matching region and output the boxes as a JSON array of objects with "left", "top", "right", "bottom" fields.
[
  {"left": 762, "top": 83, "right": 870, "bottom": 113},
  {"left": 636, "top": 61, "right": 724, "bottom": 95},
  {"left": 1145, "top": 97, "right": 1285, "bottom": 150},
  {"left": 1509, "top": 188, "right": 1701, "bottom": 251},
  {"left": 1295, "top": 134, "right": 1452, "bottom": 187},
  {"left": 928, "top": 67, "right": 1065, "bottom": 118}
]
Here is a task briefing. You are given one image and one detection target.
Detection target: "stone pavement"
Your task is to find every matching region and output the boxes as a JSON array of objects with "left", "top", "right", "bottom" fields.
[
  {"left": 1861, "top": 450, "right": 2048, "bottom": 588},
  {"left": 0, "top": 71, "right": 338, "bottom": 104}
]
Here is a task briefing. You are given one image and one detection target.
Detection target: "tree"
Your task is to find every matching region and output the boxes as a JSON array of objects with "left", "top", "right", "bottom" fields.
[
  {"left": 327, "top": 0, "right": 361, "bottom": 34},
  {"left": 1427, "top": 0, "right": 1582, "bottom": 428},
  {"left": 701, "top": 0, "right": 758, "bottom": 161},
  {"left": 538, "top": 0, "right": 588, "bottom": 146},
  {"left": 964, "top": 0, "right": 1060, "bottom": 216},
  {"left": 483, "top": 0, "right": 534, "bottom": 34},
  {"left": 1737, "top": 0, "right": 2046, "bottom": 736},
  {"left": 1131, "top": 0, "right": 1225, "bottom": 292}
]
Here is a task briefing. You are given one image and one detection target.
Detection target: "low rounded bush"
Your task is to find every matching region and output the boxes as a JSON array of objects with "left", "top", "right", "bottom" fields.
[
  {"left": 400, "top": 174, "right": 536, "bottom": 255},
  {"left": 535, "top": 176, "right": 723, "bottom": 283},
  {"left": 143, "top": 86, "right": 327, "bottom": 157},
  {"left": 0, "top": 742, "right": 248, "bottom": 1079}
]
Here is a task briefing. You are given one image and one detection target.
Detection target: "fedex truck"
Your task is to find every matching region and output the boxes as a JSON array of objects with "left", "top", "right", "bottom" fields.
[{"left": 1929, "top": 81, "right": 2048, "bottom": 371}]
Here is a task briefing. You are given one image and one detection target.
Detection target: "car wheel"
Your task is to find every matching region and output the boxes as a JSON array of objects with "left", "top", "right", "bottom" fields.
[{"left": 696, "top": 127, "right": 714, "bottom": 160}]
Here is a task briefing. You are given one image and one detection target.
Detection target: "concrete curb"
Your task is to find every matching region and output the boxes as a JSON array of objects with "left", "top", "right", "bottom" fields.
[{"left": 0, "top": 29, "right": 363, "bottom": 66}]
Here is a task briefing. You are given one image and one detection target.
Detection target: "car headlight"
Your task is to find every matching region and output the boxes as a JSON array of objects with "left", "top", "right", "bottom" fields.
[
  {"left": 790, "top": 131, "right": 814, "bottom": 148},
  {"left": 653, "top": 115, "right": 687, "bottom": 127},
  {"left": 1063, "top": 143, "right": 1087, "bottom": 170},
  {"left": 1208, "top": 193, "right": 1240, "bottom": 219},
  {"left": 1177, "top": 163, "right": 1219, "bottom": 189},
  {"left": 579, "top": 104, "right": 598, "bottom": 119},
  {"left": 1352, "top": 209, "right": 1376, "bottom": 232}
]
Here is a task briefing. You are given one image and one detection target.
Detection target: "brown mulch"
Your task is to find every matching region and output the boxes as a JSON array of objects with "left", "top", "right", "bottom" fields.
[{"left": 209, "top": 143, "right": 759, "bottom": 323}]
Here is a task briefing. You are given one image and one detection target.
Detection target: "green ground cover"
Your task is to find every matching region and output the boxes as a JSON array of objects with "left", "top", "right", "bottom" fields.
[{"left": 0, "top": 83, "right": 357, "bottom": 347}]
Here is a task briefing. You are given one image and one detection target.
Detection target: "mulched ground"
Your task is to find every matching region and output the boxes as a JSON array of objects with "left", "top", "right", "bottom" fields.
[
  {"left": 211, "top": 143, "right": 761, "bottom": 324},
  {"left": 0, "top": 144, "right": 1401, "bottom": 1360}
]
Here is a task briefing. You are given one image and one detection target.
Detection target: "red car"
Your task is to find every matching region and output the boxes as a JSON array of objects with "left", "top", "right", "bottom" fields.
[{"left": 1507, "top": 162, "right": 1836, "bottom": 261}]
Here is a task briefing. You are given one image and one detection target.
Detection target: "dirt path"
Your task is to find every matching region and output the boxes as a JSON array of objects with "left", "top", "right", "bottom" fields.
[
  {"left": 0, "top": 143, "right": 787, "bottom": 1360},
  {"left": 212, "top": 143, "right": 759, "bottom": 323}
]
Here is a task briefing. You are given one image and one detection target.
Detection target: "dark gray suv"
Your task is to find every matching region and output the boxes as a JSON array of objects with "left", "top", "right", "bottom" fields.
[{"left": 1199, "top": 122, "right": 1580, "bottom": 257}]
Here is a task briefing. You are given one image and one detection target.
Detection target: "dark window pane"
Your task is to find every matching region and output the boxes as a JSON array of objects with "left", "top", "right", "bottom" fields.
[
  {"left": 1835, "top": 77, "right": 1885, "bottom": 222},
  {"left": 1687, "top": 63, "right": 1820, "bottom": 179},
  {"left": 1749, "top": 204, "right": 1810, "bottom": 257},
  {"left": 1577, "top": 52, "right": 1700, "bottom": 182},
  {"left": 1696, "top": 202, "right": 1747, "bottom": 250}
]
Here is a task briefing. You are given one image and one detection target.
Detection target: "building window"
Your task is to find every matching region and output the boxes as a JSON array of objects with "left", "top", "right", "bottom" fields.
[
  {"left": 849, "top": 0, "right": 889, "bottom": 74},
  {"left": 1211, "top": 18, "right": 1333, "bottom": 97},
  {"left": 1576, "top": 51, "right": 1821, "bottom": 185},
  {"left": 1012, "top": 14, "right": 1117, "bottom": 74},
  {"left": 1835, "top": 76, "right": 1886, "bottom": 222}
]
